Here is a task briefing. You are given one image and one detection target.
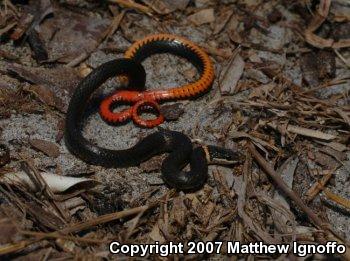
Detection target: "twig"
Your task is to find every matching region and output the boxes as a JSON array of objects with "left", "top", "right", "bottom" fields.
[
  {"left": 247, "top": 142, "right": 350, "bottom": 259},
  {"left": 267, "top": 122, "right": 337, "bottom": 140},
  {"left": 333, "top": 108, "right": 350, "bottom": 129},
  {"left": 108, "top": 0, "right": 152, "bottom": 15},
  {"left": 300, "top": 79, "right": 349, "bottom": 94},
  {"left": 248, "top": 142, "right": 325, "bottom": 227},
  {"left": 315, "top": 140, "right": 348, "bottom": 152},
  {"left": 304, "top": 0, "right": 350, "bottom": 49},
  {"left": 41, "top": 247, "right": 52, "bottom": 261},
  {"left": 4, "top": 0, "right": 19, "bottom": 17},
  {"left": 106, "top": 9, "right": 126, "bottom": 39},
  {"left": 200, "top": 44, "right": 232, "bottom": 59},
  {"left": 229, "top": 130, "right": 280, "bottom": 152},
  {"left": 66, "top": 9, "right": 126, "bottom": 67},
  {"left": 0, "top": 204, "right": 155, "bottom": 255},
  {"left": 236, "top": 151, "right": 279, "bottom": 244},
  {"left": 305, "top": 168, "right": 335, "bottom": 202},
  {"left": 323, "top": 189, "right": 350, "bottom": 210},
  {"left": 20, "top": 160, "right": 69, "bottom": 223},
  {"left": 20, "top": 230, "right": 109, "bottom": 244},
  {"left": 0, "top": 22, "right": 17, "bottom": 37},
  {"left": 334, "top": 49, "right": 350, "bottom": 69},
  {"left": 57, "top": 204, "right": 154, "bottom": 235},
  {"left": 124, "top": 210, "right": 146, "bottom": 241},
  {"left": 0, "top": 239, "right": 38, "bottom": 256}
]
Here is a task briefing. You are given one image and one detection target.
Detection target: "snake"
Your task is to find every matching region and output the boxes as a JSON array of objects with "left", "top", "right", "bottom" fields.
[
  {"left": 64, "top": 59, "right": 240, "bottom": 191},
  {"left": 99, "top": 34, "right": 215, "bottom": 128}
]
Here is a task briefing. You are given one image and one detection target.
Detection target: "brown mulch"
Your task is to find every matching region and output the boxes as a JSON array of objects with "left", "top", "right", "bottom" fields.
[{"left": 0, "top": 0, "right": 349, "bottom": 260}]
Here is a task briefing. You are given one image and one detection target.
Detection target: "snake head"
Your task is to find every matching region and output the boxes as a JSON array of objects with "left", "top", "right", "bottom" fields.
[{"left": 205, "top": 145, "right": 244, "bottom": 165}]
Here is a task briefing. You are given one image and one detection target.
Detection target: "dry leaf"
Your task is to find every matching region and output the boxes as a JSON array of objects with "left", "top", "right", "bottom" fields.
[{"left": 0, "top": 171, "right": 98, "bottom": 193}]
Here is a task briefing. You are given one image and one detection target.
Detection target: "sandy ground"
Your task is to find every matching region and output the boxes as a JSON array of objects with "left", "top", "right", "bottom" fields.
[{"left": 0, "top": 0, "right": 349, "bottom": 259}]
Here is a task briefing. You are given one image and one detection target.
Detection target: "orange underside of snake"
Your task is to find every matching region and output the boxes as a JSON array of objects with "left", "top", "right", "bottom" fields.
[{"left": 99, "top": 34, "right": 215, "bottom": 128}]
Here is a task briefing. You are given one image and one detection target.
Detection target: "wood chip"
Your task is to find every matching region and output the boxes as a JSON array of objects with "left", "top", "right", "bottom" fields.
[
  {"left": 249, "top": 83, "right": 276, "bottom": 98},
  {"left": 287, "top": 125, "right": 336, "bottom": 140},
  {"left": 149, "top": 222, "right": 166, "bottom": 243},
  {"left": 0, "top": 22, "right": 17, "bottom": 37},
  {"left": 108, "top": 0, "right": 152, "bottom": 14},
  {"left": 188, "top": 8, "right": 215, "bottom": 26},
  {"left": 7, "top": 63, "right": 80, "bottom": 112},
  {"left": 25, "top": 85, "right": 56, "bottom": 107},
  {"left": 229, "top": 130, "right": 280, "bottom": 152},
  {"left": 315, "top": 140, "right": 348, "bottom": 152},
  {"left": 0, "top": 215, "right": 19, "bottom": 245},
  {"left": 10, "top": 13, "right": 34, "bottom": 40},
  {"left": 219, "top": 50, "right": 245, "bottom": 95},
  {"left": 213, "top": 7, "right": 234, "bottom": 34},
  {"left": 306, "top": 169, "right": 334, "bottom": 202},
  {"left": 29, "top": 139, "right": 60, "bottom": 158},
  {"left": 333, "top": 108, "right": 350, "bottom": 128},
  {"left": 323, "top": 188, "right": 350, "bottom": 210},
  {"left": 200, "top": 44, "right": 232, "bottom": 58},
  {"left": 272, "top": 156, "right": 298, "bottom": 233},
  {"left": 313, "top": 151, "right": 339, "bottom": 169},
  {"left": 169, "top": 197, "right": 187, "bottom": 227},
  {"left": 142, "top": 0, "right": 190, "bottom": 14},
  {"left": 268, "top": 122, "right": 337, "bottom": 141},
  {"left": 25, "top": 202, "right": 65, "bottom": 230},
  {"left": 304, "top": 0, "right": 350, "bottom": 49}
]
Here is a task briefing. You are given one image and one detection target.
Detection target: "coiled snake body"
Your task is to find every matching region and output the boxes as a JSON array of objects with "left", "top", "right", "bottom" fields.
[
  {"left": 64, "top": 59, "right": 239, "bottom": 191},
  {"left": 99, "top": 34, "right": 215, "bottom": 128}
]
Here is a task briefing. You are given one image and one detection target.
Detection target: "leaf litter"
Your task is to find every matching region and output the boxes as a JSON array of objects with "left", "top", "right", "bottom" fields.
[{"left": 0, "top": 0, "right": 349, "bottom": 259}]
